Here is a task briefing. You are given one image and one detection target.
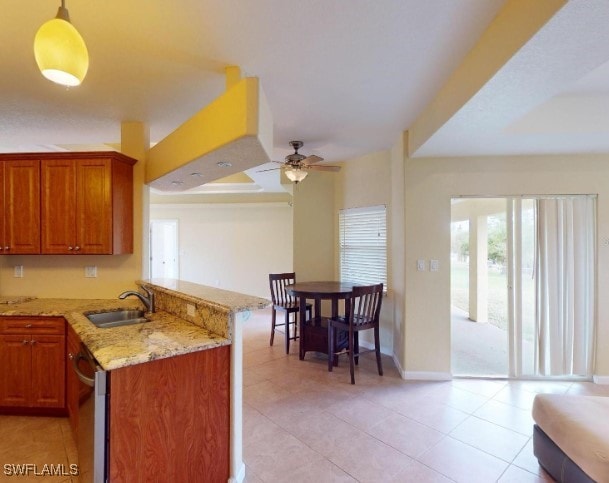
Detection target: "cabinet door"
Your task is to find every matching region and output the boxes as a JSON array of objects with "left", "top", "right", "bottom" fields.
[
  {"left": 4, "top": 160, "right": 40, "bottom": 254},
  {"left": 76, "top": 159, "right": 112, "bottom": 254},
  {"left": 31, "top": 335, "right": 65, "bottom": 408},
  {"left": 0, "top": 335, "right": 31, "bottom": 407},
  {"left": 41, "top": 159, "right": 77, "bottom": 254}
]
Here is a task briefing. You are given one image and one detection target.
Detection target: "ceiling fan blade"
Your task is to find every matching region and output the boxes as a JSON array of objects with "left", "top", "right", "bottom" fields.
[
  {"left": 256, "top": 167, "right": 282, "bottom": 173},
  {"left": 307, "top": 165, "right": 341, "bottom": 172},
  {"left": 302, "top": 155, "right": 324, "bottom": 166}
]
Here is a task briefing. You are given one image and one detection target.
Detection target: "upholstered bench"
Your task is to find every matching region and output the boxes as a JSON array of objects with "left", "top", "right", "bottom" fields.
[{"left": 532, "top": 394, "right": 609, "bottom": 482}]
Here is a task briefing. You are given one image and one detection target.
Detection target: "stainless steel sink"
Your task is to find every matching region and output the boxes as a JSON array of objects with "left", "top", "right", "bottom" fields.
[{"left": 85, "top": 309, "right": 148, "bottom": 328}]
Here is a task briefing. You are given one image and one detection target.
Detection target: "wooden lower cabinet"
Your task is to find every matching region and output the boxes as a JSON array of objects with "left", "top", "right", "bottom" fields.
[
  {"left": 108, "top": 345, "right": 231, "bottom": 483},
  {"left": 0, "top": 317, "right": 65, "bottom": 409},
  {"left": 0, "top": 335, "right": 32, "bottom": 406}
]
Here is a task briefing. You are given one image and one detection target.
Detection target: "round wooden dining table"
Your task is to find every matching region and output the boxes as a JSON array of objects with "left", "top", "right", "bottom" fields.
[{"left": 286, "top": 281, "right": 359, "bottom": 360}]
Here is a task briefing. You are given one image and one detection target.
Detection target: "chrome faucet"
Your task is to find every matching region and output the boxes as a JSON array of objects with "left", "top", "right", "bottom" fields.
[{"left": 118, "top": 287, "right": 155, "bottom": 313}]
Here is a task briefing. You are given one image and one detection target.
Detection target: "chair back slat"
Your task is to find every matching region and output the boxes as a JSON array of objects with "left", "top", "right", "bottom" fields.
[
  {"left": 349, "top": 283, "right": 383, "bottom": 328},
  {"left": 269, "top": 272, "right": 297, "bottom": 306}
]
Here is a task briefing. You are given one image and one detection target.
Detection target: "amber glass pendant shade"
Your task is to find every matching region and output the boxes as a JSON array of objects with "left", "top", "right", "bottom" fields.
[{"left": 34, "top": 2, "right": 89, "bottom": 87}]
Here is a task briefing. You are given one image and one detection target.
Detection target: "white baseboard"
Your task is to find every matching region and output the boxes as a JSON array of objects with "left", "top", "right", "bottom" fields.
[
  {"left": 593, "top": 375, "right": 609, "bottom": 385},
  {"left": 357, "top": 341, "right": 451, "bottom": 382},
  {"left": 228, "top": 463, "right": 245, "bottom": 483},
  {"left": 392, "top": 353, "right": 406, "bottom": 379},
  {"left": 404, "top": 371, "right": 452, "bottom": 381}
]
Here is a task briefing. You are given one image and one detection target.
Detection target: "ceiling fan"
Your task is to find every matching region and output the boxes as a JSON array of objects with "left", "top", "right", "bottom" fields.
[{"left": 258, "top": 140, "right": 341, "bottom": 183}]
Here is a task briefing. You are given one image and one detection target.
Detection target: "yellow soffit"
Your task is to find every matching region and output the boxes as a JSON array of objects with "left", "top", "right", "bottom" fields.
[{"left": 147, "top": 68, "right": 273, "bottom": 191}]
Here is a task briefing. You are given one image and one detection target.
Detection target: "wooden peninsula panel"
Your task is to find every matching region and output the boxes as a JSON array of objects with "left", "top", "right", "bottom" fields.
[{"left": 108, "top": 345, "right": 230, "bottom": 482}]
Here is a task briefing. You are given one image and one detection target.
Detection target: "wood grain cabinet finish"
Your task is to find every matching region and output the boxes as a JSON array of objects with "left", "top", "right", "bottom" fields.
[
  {"left": 0, "top": 151, "right": 135, "bottom": 255},
  {"left": 0, "top": 317, "right": 66, "bottom": 409},
  {"left": 41, "top": 153, "right": 135, "bottom": 254},
  {"left": 0, "top": 160, "right": 41, "bottom": 254},
  {"left": 109, "top": 345, "right": 231, "bottom": 483}
]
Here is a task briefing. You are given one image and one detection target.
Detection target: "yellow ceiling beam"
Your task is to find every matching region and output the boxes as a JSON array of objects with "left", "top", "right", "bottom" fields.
[{"left": 146, "top": 66, "right": 273, "bottom": 191}]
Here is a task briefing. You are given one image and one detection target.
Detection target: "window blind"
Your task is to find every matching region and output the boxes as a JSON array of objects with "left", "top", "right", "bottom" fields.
[{"left": 339, "top": 205, "right": 387, "bottom": 289}]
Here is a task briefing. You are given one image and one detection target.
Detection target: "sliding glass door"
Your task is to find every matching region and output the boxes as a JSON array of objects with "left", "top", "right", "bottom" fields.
[{"left": 452, "top": 196, "right": 596, "bottom": 379}]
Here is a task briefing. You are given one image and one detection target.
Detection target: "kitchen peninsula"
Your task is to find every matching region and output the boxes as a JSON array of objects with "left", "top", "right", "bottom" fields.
[{"left": 0, "top": 279, "right": 269, "bottom": 483}]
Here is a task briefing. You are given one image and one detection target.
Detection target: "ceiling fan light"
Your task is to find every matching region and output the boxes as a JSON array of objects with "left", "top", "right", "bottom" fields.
[
  {"left": 285, "top": 168, "right": 308, "bottom": 183},
  {"left": 34, "top": 6, "right": 89, "bottom": 87}
]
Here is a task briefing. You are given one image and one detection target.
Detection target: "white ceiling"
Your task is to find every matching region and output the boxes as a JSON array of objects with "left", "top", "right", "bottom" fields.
[{"left": 2, "top": 0, "right": 609, "bottom": 169}]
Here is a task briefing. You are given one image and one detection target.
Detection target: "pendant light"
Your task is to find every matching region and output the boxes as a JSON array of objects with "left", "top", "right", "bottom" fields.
[{"left": 34, "top": 0, "right": 89, "bottom": 87}]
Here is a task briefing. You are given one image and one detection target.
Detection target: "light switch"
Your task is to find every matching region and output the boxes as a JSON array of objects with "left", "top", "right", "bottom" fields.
[
  {"left": 85, "top": 266, "right": 97, "bottom": 278},
  {"left": 14, "top": 265, "right": 23, "bottom": 278},
  {"left": 430, "top": 259, "right": 439, "bottom": 272},
  {"left": 417, "top": 259, "right": 426, "bottom": 272}
]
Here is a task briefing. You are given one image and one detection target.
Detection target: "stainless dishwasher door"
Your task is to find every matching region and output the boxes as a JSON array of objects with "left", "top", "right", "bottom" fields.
[{"left": 71, "top": 345, "right": 108, "bottom": 483}]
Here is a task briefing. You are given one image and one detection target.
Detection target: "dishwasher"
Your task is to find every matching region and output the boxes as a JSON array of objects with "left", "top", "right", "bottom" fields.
[{"left": 71, "top": 344, "right": 109, "bottom": 483}]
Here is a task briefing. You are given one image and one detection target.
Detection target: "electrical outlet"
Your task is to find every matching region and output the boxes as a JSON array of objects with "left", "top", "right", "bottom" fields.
[
  {"left": 430, "top": 259, "right": 440, "bottom": 272},
  {"left": 14, "top": 265, "right": 23, "bottom": 278},
  {"left": 187, "top": 304, "right": 196, "bottom": 317},
  {"left": 417, "top": 259, "right": 426, "bottom": 272},
  {"left": 85, "top": 266, "right": 97, "bottom": 278}
]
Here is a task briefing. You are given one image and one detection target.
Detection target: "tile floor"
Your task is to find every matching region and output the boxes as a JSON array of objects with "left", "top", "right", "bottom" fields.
[
  {"left": 242, "top": 308, "right": 609, "bottom": 482},
  {"left": 0, "top": 415, "right": 77, "bottom": 482},
  {"left": 2, "top": 307, "right": 609, "bottom": 483}
]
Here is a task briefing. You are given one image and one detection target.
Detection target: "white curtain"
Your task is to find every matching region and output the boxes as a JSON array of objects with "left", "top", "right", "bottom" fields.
[{"left": 535, "top": 197, "right": 596, "bottom": 376}]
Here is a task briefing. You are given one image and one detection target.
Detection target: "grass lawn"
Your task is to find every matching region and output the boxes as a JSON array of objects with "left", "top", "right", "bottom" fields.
[{"left": 451, "top": 262, "right": 535, "bottom": 341}]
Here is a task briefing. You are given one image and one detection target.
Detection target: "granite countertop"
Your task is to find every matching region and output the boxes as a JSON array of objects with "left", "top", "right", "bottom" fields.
[
  {"left": 0, "top": 297, "right": 230, "bottom": 371},
  {"left": 141, "top": 278, "right": 271, "bottom": 313}
]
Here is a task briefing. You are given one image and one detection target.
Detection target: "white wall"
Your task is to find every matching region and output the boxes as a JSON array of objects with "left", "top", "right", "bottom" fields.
[
  {"left": 403, "top": 154, "right": 609, "bottom": 378},
  {"left": 150, "top": 202, "right": 293, "bottom": 298}
]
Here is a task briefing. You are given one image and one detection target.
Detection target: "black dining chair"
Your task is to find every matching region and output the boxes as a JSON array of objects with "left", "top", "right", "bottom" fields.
[
  {"left": 269, "top": 272, "right": 311, "bottom": 354},
  {"left": 327, "top": 283, "right": 384, "bottom": 384}
]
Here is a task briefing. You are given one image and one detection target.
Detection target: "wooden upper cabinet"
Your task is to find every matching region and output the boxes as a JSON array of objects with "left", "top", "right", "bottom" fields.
[
  {"left": 41, "top": 159, "right": 76, "bottom": 254},
  {"left": 76, "top": 158, "right": 113, "bottom": 254},
  {"left": 0, "top": 160, "right": 41, "bottom": 254},
  {"left": 39, "top": 152, "right": 135, "bottom": 255},
  {"left": 0, "top": 151, "right": 135, "bottom": 255}
]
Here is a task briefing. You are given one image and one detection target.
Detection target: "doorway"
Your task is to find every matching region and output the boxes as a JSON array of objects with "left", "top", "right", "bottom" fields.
[
  {"left": 451, "top": 196, "right": 596, "bottom": 379},
  {"left": 451, "top": 198, "right": 510, "bottom": 376},
  {"left": 150, "top": 219, "right": 179, "bottom": 279}
]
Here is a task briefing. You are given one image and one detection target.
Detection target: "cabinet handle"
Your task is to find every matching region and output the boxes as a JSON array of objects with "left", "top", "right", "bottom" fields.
[
  {"left": 4, "top": 246, "right": 9, "bottom": 251},
  {"left": 30, "top": 340, "right": 36, "bottom": 345},
  {"left": 68, "top": 246, "right": 73, "bottom": 251},
  {"left": 22, "top": 340, "right": 28, "bottom": 345},
  {"left": 68, "top": 353, "right": 74, "bottom": 360},
  {"left": 74, "top": 246, "right": 81, "bottom": 251},
  {"left": 25, "top": 324, "right": 32, "bottom": 328}
]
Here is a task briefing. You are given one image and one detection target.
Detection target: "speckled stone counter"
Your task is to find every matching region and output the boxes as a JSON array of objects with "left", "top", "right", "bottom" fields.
[
  {"left": 0, "top": 298, "right": 229, "bottom": 370},
  {"left": 0, "top": 282, "right": 270, "bottom": 371},
  {"left": 139, "top": 278, "right": 271, "bottom": 340}
]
